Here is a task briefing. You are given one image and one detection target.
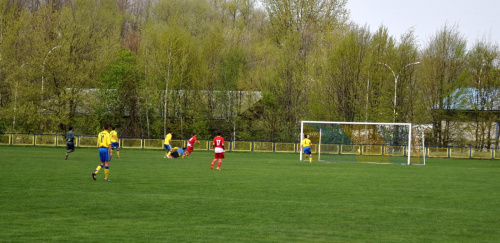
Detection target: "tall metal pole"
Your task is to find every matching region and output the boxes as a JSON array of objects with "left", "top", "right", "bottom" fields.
[
  {"left": 41, "top": 46, "right": 61, "bottom": 101},
  {"left": 378, "top": 62, "right": 420, "bottom": 122}
]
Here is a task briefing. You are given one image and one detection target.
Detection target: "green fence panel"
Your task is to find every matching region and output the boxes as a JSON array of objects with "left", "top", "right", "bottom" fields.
[
  {"left": 12, "top": 134, "right": 34, "bottom": 146},
  {"left": 35, "top": 134, "right": 57, "bottom": 147},
  {"left": 427, "top": 147, "right": 449, "bottom": 158},
  {"left": 274, "top": 143, "right": 295, "bottom": 153},
  {"left": 363, "top": 145, "right": 383, "bottom": 156},
  {"left": 471, "top": 148, "right": 492, "bottom": 159},
  {"left": 143, "top": 139, "right": 163, "bottom": 149},
  {"left": 341, "top": 145, "right": 361, "bottom": 155},
  {"left": 0, "top": 134, "right": 11, "bottom": 145},
  {"left": 254, "top": 142, "right": 274, "bottom": 152},
  {"left": 319, "top": 144, "right": 340, "bottom": 155},
  {"left": 79, "top": 136, "right": 97, "bottom": 148},
  {"left": 449, "top": 147, "right": 470, "bottom": 159},
  {"left": 122, "top": 138, "right": 143, "bottom": 149}
]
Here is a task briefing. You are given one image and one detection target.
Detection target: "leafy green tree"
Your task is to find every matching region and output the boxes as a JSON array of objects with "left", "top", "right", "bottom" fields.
[
  {"left": 465, "top": 40, "right": 500, "bottom": 148},
  {"left": 101, "top": 48, "right": 143, "bottom": 136},
  {"left": 420, "top": 25, "right": 468, "bottom": 146},
  {"left": 365, "top": 25, "right": 396, "bottom": 122},
  {"left": 312, "top": 25, "right": 372, "bottom": 122},
  {"left": 261, "top": 0, "right": 348, "bottom": 140}
]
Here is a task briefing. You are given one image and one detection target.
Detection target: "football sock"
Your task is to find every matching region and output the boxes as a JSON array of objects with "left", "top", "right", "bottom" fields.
[
  {"left": 218, "top": 160, "right": 222, "bottom": 168},
  {"left": 167, "top": 151, "right": 171, "bottom": 157},
  {"left": 211, "top": 159, "right": 217, "bottom": 165},
  {"left": 104, "top": 166, "right": 109, "bottom": 179},
  {"left": 94, "top": 165, "right": 103, "bottom": 174},
  {"left": 117, "top": 151, "right": 120, "bottom": 157}
]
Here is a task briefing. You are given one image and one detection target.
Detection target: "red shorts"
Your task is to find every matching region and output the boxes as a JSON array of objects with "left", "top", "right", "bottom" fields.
[
  {"left": 187, "top": 146, "right": 194, "bottom": 153},
  {"left": 214, "top": 152, "right": 225, "bottom": 159}
]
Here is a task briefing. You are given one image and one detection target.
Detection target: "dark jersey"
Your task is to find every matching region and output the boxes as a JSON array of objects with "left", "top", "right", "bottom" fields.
[{"left": 66, "top": 131, "right": 75, "bottom": 143}]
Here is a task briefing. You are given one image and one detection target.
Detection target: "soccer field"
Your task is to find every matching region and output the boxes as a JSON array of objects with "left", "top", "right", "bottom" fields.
[{"left": 1, "top": 147, "right": 499, "bottom": 242}]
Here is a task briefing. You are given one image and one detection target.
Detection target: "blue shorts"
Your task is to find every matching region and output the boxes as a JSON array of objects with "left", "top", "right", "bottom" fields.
[
  {"left": 303, "top": 147, "right": 311, "bottom": 155},
  {"left": 164, "top": 144, "right": 171, "bottom": 150},
  {"left": 99, "top": 147, "right": 109, "bottom": 162},
  {"left": 111, "top": 142, "right": 119, "bottom": 149}
]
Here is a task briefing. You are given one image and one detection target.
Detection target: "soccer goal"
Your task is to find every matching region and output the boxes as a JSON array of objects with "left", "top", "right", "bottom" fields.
[{"left": 300, "top": 121, "right": 425, "bottom": 165}]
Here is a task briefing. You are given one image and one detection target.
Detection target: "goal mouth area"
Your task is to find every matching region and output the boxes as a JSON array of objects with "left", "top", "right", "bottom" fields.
[
  {"left": 300, "top": 121, "right": 425, "bottom": 166},
  {"left": 306, "top": 154, "right": 411, "bottom": 165}
]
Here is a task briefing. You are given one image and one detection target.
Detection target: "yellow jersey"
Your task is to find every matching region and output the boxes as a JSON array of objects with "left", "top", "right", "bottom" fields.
[
  {"left": 97, "top": 130, "right": 111, "bottom": 148},
  {"left": 302, "top": 138, "right": 312, "bottom": 148},
  {"left": 110, "top": 130, "right": 118, "bottom": 143},
  {"left": 164, "top": 133, "right": 172, "bottom": 145}
]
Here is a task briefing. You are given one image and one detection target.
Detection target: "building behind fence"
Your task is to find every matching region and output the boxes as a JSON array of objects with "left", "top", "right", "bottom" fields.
[{"left": 1, "top": 133, "right": 499, "bottom": 160}]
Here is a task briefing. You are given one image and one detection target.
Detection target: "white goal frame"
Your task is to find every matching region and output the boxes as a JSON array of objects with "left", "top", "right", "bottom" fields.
[{"left": 300, "top": 121, "right": 423, "bottom": 165}]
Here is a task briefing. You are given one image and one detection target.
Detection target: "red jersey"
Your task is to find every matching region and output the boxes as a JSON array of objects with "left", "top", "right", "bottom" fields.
[
  {"left": 188, "top": 136, "right": 197, "bottom": 146},
  {"left": 213, "top": 136, "right": 224, "bottom": 149}
]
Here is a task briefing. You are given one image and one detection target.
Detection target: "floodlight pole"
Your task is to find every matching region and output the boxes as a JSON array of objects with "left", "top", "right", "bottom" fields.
[
  {"left": 41, "top": 46, "right": 61, "bottom": 102},
  {"left": 378, "top": 62, "right": 420, "bottom": 122}
]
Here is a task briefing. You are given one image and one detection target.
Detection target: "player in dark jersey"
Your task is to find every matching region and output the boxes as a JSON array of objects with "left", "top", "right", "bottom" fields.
[{"left": 65, "top": 126, "right": 75, "bottom": 160}]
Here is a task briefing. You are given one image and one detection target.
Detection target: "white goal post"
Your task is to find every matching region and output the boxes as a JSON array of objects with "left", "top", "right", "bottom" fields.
[{"left": 300, "top": 121, "right": 425, "bottom": 165}]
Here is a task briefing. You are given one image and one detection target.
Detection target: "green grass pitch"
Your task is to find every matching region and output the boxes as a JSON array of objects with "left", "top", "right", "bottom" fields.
[{"left": 1, "top": 146, "right": 499, "bottom": 242}]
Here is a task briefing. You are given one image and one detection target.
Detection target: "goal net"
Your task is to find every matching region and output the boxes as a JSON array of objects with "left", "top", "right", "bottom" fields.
[{"left": 300, "top": 121, "right": 425, "bottom": 165}]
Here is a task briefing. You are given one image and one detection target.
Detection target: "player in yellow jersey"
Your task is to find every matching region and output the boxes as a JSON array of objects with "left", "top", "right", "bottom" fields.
[
  {"left": 301, "top": 134, "right": 313, "bottom": 163},
  {"left": 92, "top": 124, "right": 113, "bottom": 181},
  {"left": 110, "top": 126, "right": 120, "bottom": 158},
  {"left": 164, "top": 130, "right": 173, "bottom": 158}
]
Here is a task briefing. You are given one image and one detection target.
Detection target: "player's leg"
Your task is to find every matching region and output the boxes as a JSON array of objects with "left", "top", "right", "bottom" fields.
[
  {"left": 113, "top": 142, "right": 120, "bottom": 158},
  {"left": 65, "top": 143, "right": 73, "bottom": 160},
  {"left": 93, "top": 148, "right": 106, "bottom": 180},
  {"left": 104, "top": 161, "right": 110, "bottom": 181},
  {"left": 165, "top": 145, "right": 172, "bottom": 158},
  {"left": 216, "top": 159, "right": 222, "bottom": 170},
  {"left": 216, "top": 153, "right": 224, "bottom": 171},
  {"left": 186, "top": 146, "right": 193, "bottom": 156},
  {"left": 304, "top": 147, "right": 312, "bottom": 163},
  {"left": 211, "top": 153, "right": 218, "bottom": 170},
  {"left": 166, "top": 145, "right": 172, "bottom": 157}
]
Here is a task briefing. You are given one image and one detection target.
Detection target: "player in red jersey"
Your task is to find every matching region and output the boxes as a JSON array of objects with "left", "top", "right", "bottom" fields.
[
  {"left": 185, "top": 133, "right": 200, "bottom": 157},
  {"left": 211, "top": 131, "right": 225, "bottom": 171}
]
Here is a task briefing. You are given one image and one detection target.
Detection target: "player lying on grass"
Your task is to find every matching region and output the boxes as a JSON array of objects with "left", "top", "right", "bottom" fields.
[{"left": 168, "top": 147, "right": 186, "bottom": 159}]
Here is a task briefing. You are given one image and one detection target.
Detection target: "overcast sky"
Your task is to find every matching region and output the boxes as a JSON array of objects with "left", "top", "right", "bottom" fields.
[{"left": 346, "top": 0, "right": 499, "bottom": 47}]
